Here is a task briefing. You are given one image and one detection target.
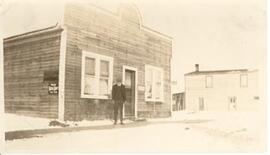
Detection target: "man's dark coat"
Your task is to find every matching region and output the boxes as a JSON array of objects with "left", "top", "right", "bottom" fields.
[{"left": 112, "top": 84, "right": 126, "bottom": 102}]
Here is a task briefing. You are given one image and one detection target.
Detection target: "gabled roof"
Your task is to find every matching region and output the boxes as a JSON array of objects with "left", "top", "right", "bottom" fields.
[{"left": 185, "top": 69, "right": 250, "bottom": 76}]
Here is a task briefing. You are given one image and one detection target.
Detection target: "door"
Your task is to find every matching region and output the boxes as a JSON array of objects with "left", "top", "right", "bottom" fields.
[
  {"left": 199, "top": 97, "right": 204, "bottom": 111},
  {"left": 124, "top": 69, "right": 136, "bottom": 118}
]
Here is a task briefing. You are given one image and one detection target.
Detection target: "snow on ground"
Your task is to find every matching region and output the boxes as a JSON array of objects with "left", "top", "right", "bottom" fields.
[
  {"left": 152, "top": 111, "right": 265, "bottom": 136},
  {"left": 5, "top": 111, "right": 266, "bottom": 153},
  {"left": 173, "top": 111, "right": 266, "bottom": 151},
  {"left": 5, "top": 114, "right": 55, "bottom": 132},
  {"left": 5, "top": 113, "right": 133, "bottom": 132},
  {"left": 5, "top": 120, "right": 253, "bottom": 153}
]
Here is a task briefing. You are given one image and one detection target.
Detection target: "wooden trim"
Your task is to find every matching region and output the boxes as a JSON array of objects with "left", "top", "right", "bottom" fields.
[
  {"left": 58, "top": 26, "right": 67, "bottom": 121},
  {"left": 122, "top": 65, "right": 138, "bottom": 118},
  {"left": 0, "top": 36, "right": 5, "bottom": 150}
]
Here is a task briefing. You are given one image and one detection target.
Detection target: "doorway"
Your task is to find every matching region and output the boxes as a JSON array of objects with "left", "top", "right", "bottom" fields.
[
  {"left": 198, "top": 97, "right": 205, "bottom": 111},
  {"left": 122, "top": 66, "right": 137, "bottom": 118}
]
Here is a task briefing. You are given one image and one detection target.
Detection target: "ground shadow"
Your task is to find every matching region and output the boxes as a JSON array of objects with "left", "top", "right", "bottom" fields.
[{"left": 5, "top": 119, "right": 212, "bottom": 141}]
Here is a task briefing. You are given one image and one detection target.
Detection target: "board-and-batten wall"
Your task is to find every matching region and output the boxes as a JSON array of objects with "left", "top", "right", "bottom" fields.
[{"left": 63, "top": 3, "right": 172, "bottom": 120}]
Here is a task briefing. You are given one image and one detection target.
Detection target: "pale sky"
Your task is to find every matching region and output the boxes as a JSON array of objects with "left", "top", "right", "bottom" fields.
[{"left": 0, "top": 0, "right": 266, "bottom": 93}]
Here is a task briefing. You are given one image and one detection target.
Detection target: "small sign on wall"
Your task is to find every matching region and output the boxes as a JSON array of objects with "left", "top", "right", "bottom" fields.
[{"left": 48, "top": 83, "right": 58, "bottom": 94}]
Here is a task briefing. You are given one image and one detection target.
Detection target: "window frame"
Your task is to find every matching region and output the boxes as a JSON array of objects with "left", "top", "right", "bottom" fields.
[
  {"left": 81, "top": 51, "right": 113, "bottom": 99},
  {"left": 205, "top": 75, "right": 213, "bottom": 88},
  {"left": 240, "top": 74, "right": 248, "bottom": 87},
  {"left": 145, "top": 65, "right": 164, "bottom": 102}
]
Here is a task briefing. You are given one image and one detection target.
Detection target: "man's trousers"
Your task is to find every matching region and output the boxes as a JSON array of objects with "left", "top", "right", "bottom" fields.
[{"left": 113, "top": 101, "right": 124, "bottom": 123}]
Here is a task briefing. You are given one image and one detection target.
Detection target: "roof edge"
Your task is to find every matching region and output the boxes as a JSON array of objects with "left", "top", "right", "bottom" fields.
[
  {"left": 184, "top": 69, "right": 256, "bottom": 76},
  {"left": 141, "top": 25, "right": 173, "bottom": 40},
  {"left": 4, "top": 23, "right": 63, "bottom": 42}
]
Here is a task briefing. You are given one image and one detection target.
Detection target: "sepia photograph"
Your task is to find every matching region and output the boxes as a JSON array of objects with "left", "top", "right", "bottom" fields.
[{"left": 0, "top": 0, "right": 267, "bottom": 153}]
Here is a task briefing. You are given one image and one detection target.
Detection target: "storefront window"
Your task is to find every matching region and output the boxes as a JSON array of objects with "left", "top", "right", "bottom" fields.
[
  {"left": 81, "top": 51, "right": 113, "bottom": 99},
  {"left": 145, "top": 65, "right": 164, "bottom": 102}
]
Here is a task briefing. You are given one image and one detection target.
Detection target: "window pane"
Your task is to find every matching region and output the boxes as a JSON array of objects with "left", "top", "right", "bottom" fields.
[
  {"left": 233, "top": 97, "right": 237, "bottom": 103},
  {"left": 100, "top": 60, "right": 109, "bottom": 77},
  {"left": 146, "top": 68, "right": 153, "bottom": 82},
  {"left": 99, "top": 79, "right": 109, "bottom": 95},
  {"left": 85, "top": 57, "right": 95, "bottom": 75},
  {"left": 155, "top": 70, "right": 162, "bottom": 82},
  {"left": 206, "top": 76, "right": 213, "bottom": 88},
  {"left": 146, "top": 68, "right": 153, "bottom": 99},
  {"left": 240, "top": 75, "right": 248, "bottom": 87},
  {"left": 125, "top": 72, "right": 132, "bottom": 88},
  {"left": 155, "top": 83, "right": 161, "bottom": 99},
  {"left": 154, "top": 70, "right": 162, "bottom": 100},
  {"left": 146, "top": 83, "right": 153, "bottom": 99},
  {"left": 84, "top": 75, "right": 96, "bottom": 95}
]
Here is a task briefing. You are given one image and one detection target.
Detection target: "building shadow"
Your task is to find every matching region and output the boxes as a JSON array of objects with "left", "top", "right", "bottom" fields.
[{"left": 5, "top": 119, "right": 212, "bottom": 141}]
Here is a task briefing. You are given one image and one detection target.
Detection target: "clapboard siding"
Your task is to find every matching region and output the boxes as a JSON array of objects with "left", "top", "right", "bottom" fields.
[
  {"left": 4, "top": 28, "right": 62, "bottom": 119},
  {"left": 63, "top": 3, "right": 172, "bottom": 120}
]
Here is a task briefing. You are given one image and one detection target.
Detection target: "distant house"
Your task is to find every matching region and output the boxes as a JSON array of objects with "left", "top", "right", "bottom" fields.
[
  {"left": 4, "top": 3, "right": 172, "bottom": 121},
  {"left": 172, "top": 92, "right": 185, "bottom": 111},
  {"left": 184, "top": 64, "right": 259, "bottom": 111}
]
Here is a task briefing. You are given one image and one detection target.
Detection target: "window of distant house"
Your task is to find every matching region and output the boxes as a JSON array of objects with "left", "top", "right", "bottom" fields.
[
  {"left": 229, "top": 96, "right": 237, "bottom": 103},
  {"left": 145, "top": 65, "right": 164, "bottom": 102},
  {"left": 240, "top": 74, "right": 248, "bottom": 87},
  {"left": 228, "top": 96, "right": 237, "bottom": 111},
  {"left": 205, "top": 76, "right": 213, "bottom": 88},
  {"left": 81, "top": 51, "right": 113, "bottom": 99}
]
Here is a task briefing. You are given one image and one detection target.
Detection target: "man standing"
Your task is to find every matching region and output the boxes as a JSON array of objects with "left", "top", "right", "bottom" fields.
[{"left": 112, "top": 78, "right": 126, "bottom": 125}]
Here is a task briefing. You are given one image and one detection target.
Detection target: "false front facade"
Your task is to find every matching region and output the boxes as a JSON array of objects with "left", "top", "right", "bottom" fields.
[{"left": 4, "top": 3, "right": 172, "bottom": 121}]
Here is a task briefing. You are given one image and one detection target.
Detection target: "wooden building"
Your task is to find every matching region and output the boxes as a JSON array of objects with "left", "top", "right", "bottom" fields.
[
  {"left": 4, "top": 3, "right": 172, "bottom": 121},
  {"left": 185, "top": 64, "right": 259, "bottom": 111}
]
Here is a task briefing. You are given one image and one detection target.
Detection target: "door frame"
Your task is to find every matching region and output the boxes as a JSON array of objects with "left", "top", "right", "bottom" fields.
[{"left": 122, "top": 65, "right": 138, "bottom": 118}]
